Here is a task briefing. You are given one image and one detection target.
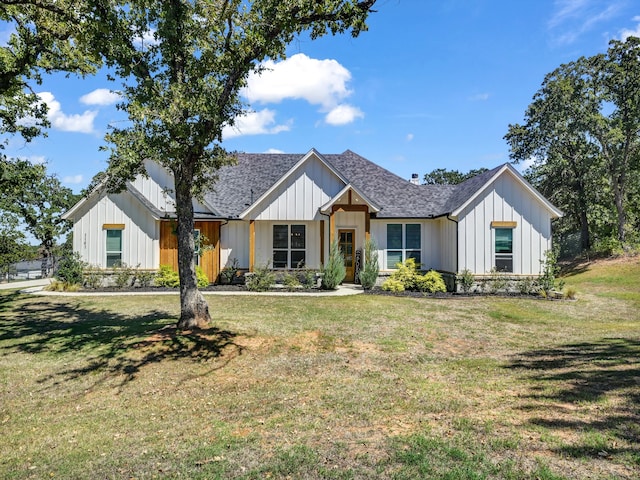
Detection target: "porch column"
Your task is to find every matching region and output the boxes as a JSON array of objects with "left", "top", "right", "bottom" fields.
[
  {"left": 329, "top": 210, "right": 335, "bottom": 245},
  {"left": 365, "top": 211, "right": 370, "bottom": 242},
  {"left": 249, "top": 220, "right": 255, "bottom": 272}
]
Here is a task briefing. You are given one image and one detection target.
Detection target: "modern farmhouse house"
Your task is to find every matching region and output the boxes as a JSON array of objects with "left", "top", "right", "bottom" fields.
[{"left": 62, "top": 149, "right": 562, "bottom": 286}]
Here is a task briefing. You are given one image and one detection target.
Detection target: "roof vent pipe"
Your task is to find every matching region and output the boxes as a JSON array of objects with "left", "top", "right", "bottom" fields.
[{"left": 410, "top": 173, "right": 420, "bottom": 185}]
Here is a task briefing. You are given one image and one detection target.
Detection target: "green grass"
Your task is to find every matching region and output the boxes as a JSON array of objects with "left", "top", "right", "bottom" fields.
[{"left": 1, "top": 257, "right": 639, "bottom": 479}]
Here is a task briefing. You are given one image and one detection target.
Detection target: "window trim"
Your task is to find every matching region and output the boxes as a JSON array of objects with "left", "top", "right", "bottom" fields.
[
  {"left": 493, "top": 226, "right": 514, "bottom": 273},
  {"left": 385, "top": 223, "right": 422, "bottom": 269},
  {"left": 272, "top": 224, "right": 306, "bottom": 269},
  {"left": 105, "top": 229, "right": 123, "bottom": 268}
]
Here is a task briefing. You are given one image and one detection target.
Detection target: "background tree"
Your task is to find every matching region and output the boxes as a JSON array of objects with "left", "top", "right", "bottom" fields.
[
  {"left": 0, "top": 212, "right": 31, "bottom": 282},
  {"left": 423, "top": 167, "right": 488, "bottom": 185},
  {"left": 93, "top": 0, "right": 378, "bottom": 329},
  {"left": 505, "top": 36, "right": 640, "bottom": 253},
  {"left": 0, "top": 159, "right": 78, "bottom": 278}
]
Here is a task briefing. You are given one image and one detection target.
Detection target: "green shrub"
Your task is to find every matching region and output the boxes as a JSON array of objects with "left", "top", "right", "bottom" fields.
[
  {"left": 299, "top": 268, "right": 317, "bottom": 289},
  {"left": 220, "top": 258, "right": 239, "bottom": 284},
  {"left": 321, "top": 239, "right": 346, "bottom": 290},
  {"left": 246, "top": 263, "right": 275, "bottom": 292},
  {"left": 359, "top": 239, "right": 379, "bottom": 290},
  {"left": 456, "top": 268, "right": 474, "bottom": 293},
  {"left": 415, "top": 270, "right": 447, "bottom": 293},
  {"left": 136, "top": 270, "right": 156, "bottom": 287},
  {"left": 56, "top": 252, "right": 84, "bottom": 285},
  {"left": 155, "top": 265, "right": 180, "bottom": 288},
  {"left": 518, "top": 276, "right": 538, "bottom": 295},
  {"left": 591, "top": 236, "right": 625, "bottom": 257},
  {"left": 564, "top": 286, "right": 577, "bottom": 300},
  {"left": 488, "top": 267, "right": 508, "bottom": 293},
  {"left": 282, "top": 270, "right": 301, "bottom": 291},
  {"left": 381, "top": 278, "right": 405, "bottom": 292},
  {"left": 391, "top": 257, "right": 420, "bottom": 290},
  {"left": 539, "top": 250, "right": 561, "bottom": 298},
  {"left": 46, "top": 280, "right": 81, "bottom": 292},
  {"left": 112, "top": 261, "right": 134, "bottom": 288},
  {"left": 83, "top": 264, "right": 103, "bottom": 289},
  {"left": 196, "top": 266, "right": 209, "bottom": 288}
]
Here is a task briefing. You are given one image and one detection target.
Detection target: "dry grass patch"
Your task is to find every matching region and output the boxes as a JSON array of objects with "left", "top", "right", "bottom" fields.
[{"left": 1, "top": 258, "right": 639, "bottom": 479}]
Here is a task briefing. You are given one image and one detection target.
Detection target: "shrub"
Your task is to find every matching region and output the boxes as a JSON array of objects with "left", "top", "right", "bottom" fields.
[
  {"left": 457, "top": 268, "right": 474, "bottom": 293},
  {"left": 359, "top": 239, "right": 379, "bottom": 290},
  {"left": 220, "top": 258, "right": 239, "bottom": 284},
  {"left": 299, "top": 268, "right": 317, "bottom": 289},
  {"left": 112, "top": 261, "right": 135, "bottom": 288},
  {"left": 415, "top": 270, "right": 447, "bottom": 293},
  {"left": 518, "top": 276, "right": 538, "bottom": 295},
  {"left": 196, "top": 266, "right": 209, "bottom": 288},
  {"left": 564, "top": 286, "right": 577, "bottom": 300},
  {"left": 83, "top": 264, "right": 103, "bottom": 289},
  {"left": 246, "top": 263, "right": 275, "bottom": 292},
  {"left": 321, "top": 239, "right": 346, "bottom": 290},
  {"left": 488, "top": 267, "right": 508, "bottom": 293},
  {"left": 155, "top": 265, "right": 180, "bottom": 288},
  {"left": 136, "top": 270, "right": 156, "bottom": 288},
  {"left": 391, "top": 257, "right": 420, "bottom": 290},
  {"left": 381, "top": 278, "right": 405, "bottom": 292},
  {"left": 56, "top": 252, "right": 83, "bottom": 285},
  {"left": 282, "top": 270, "right": 301, "bottom": 291},
  {"left": 539, "top": 249, "right": 561, "bottom": 298},
  {"left": 46, "top": 280, "right": 81, "bottom": 292}
]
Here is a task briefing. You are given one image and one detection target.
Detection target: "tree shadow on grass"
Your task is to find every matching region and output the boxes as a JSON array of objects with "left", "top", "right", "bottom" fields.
[
  {"left": 506, "top": 338, "right": 640, "bottom": 460},
  {"left": 0, "top": 296, "right": 244, "bottom": 389}
]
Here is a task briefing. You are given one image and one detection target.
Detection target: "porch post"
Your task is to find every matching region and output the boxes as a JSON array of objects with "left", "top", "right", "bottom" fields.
[
  {"left": 329, "top": 209, "right": 335, "bottom": 245},
  {"left": 249, "top": 220, "right": 255, "bottom": 272},
  {"left": 320, "top": 220, "right": 325, "bottom": 265},
  {"left": 365, "top": 211, "right": 370, "bottom": 242}
]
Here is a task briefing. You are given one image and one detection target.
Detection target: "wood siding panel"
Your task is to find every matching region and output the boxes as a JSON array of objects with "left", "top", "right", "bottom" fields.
[{"left": 159, "top": 220, "right": 220, "bottom": 282}]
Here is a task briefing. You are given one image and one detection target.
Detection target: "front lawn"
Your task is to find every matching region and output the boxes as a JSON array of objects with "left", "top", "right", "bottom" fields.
[{"left": 1, "top": 258, "right": 638, "bottom": 479}]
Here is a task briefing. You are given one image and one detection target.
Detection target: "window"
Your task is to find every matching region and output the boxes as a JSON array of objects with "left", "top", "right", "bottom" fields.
[
  {"left": 273, "top": 224, "right": 306, "bottom": 268},
  {"left": 494, "top": 228, "right": 513, "bottom": 272},
  {"left": 386, "top": 223, "right": 421, "bottom": 269},
  {"left": 193, "top": 229, "right": 201, "bottom": 266},
  {"left": 106, "top": 229, "right": 122, "bottom": 267}
]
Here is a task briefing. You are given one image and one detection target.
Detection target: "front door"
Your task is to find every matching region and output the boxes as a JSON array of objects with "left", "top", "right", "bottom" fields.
[{"left": 338, "top": 229, "right": 355, "bottom": 283}]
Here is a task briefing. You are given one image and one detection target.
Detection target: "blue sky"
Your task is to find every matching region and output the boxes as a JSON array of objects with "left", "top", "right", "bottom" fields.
[{"left": 5, "top": 0, "right": 640, "bottom": 192}]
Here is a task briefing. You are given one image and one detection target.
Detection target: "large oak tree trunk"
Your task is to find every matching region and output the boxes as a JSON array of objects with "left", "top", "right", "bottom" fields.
[{"left": 174, "top": 172, "right": 211, "bottom": 330}]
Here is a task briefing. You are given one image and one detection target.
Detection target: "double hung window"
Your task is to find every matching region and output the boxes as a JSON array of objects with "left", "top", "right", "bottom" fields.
[
  {"left": 106, "top": 230, "right": 122, "bottom": 268},
  {"left": 494, "top": 228, "right": 513, "bottom": 272},
  {"left": 386, "top": 223, "right": 421, "bottom": 269},
  {"left": 273, "top": 224, "right": 306, "bottom": 268}
]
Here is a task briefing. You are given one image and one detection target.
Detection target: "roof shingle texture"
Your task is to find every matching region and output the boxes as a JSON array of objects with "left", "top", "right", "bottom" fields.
[{"left": 204, "top": 150, "right": 503, "bottom": 219}]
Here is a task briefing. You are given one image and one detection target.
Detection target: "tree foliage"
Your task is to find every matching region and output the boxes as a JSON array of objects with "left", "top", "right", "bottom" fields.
[
  {"left": 89, "top": 0, "right": 377, "bottom": 328},
  {"left": 0, "top": 213, "right": 30, "bottom": 281},
  {"left": 506, "top": 36, "right": 640, "bottom": 253},
  {"left": 423, "top": 167, "right": 488, "bottom": 185},
  {"left": 0, "top": 159, "right": 77, "bottom": 277}
]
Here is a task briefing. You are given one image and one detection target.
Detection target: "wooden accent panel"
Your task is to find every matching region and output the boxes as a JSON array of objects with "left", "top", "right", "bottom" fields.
[
  {"left": 103, "top": 223, "right": 125, "bottom": 230},
  {"left": 365, "top": 214, "right": 371, "bottom": 242},
  {"left": 249, "top": 220, "right": 255, "bottom": 272},
  {"left": 160, "top": 220, "right": 220, "bottom": 283},
  {"left": 331, "top": 205, "right": 369, "bottom": 213},
  {"left": 329, "top": 212, "right": 335, "bottom": 245},
  {"left": 491, "top": 221, "right": 517, "bottom": 228}
]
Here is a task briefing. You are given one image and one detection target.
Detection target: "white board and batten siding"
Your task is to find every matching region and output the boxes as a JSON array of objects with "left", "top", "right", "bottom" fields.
[
  {"left": 220, "top": 221, "right": 250, "bottom": 269},
  {"left": 72, "top": 191, "right": 159, "bottom": 269},
  {"left": 249, "top": 155, "right": 345, "bottom": 221},
  {"left": 370, "top": 218, "right": 456, "bottom": 272},
  {"left": 456, "top": 173, "right": 553, "bottom": 275}
]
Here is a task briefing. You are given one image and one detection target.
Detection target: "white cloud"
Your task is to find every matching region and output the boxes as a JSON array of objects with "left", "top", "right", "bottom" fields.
[
  {"left": 16, "top": 155, "right": 47, "bottom": 165},
  {"left": 406, "top": 133, "right": 414, "bottom": 142},
  {"left": 620, "top": 16, "right": 640, "bottom": 40},
  {"left": 80, "top": 88, "right": 121, "bottom": 106},
  {"left": 469, "top": 93, "right": 490, "bottom": 101},
  {"left": 244, "top": 53, "right": 353, "bottom": 108},
  {"left": 133, "top": 28, "right": 160, "bottom": 47},
  {"left": 324, "top": 104, "right": 364, "bottom": 126},
  {"left": 38, "top": 92, "right": 97, "bottom": 134},
  {"left": 222, "top": 109, "right": 290, "bottom": 140},
  {"left": 63, "top": 174, "right": 84, "bottom": 185},
  {"left": 264, "top": 148, "right": 285, "bottom": 154},
  {"left": 548, "top": 0, "right": 621, "bottom": 45}
]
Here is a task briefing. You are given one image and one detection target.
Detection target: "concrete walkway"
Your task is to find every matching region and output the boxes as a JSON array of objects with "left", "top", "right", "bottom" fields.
[
  {"left": 0, "top": 278, "right": 52, "bottom": 291},
  {"left": 21, "top": 283, "right": 364, "bottom": 297}
]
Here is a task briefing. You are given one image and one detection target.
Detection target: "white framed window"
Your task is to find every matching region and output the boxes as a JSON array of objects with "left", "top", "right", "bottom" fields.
[
  {"left": 386, "top": 223, "right": 421, "bottom": 269},
  {"left": 494, "top": 228, "right": 513, "bottom": 272},
  {"left": 273, "top": 224, "right": 306, "bottom": 268},
  {"left": 106, "top": 229, "right": 122, "bottom": 268}
]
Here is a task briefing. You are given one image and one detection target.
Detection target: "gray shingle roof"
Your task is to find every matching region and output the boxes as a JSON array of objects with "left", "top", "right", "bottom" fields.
[{"left": 203, "top": 150, "right": 504, "bottom": 219}]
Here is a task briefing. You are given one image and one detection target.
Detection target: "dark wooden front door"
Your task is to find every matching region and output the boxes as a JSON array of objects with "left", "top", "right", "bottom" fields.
[{"left": 338, "top": 229, "right": 355, "bottom": 283}]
